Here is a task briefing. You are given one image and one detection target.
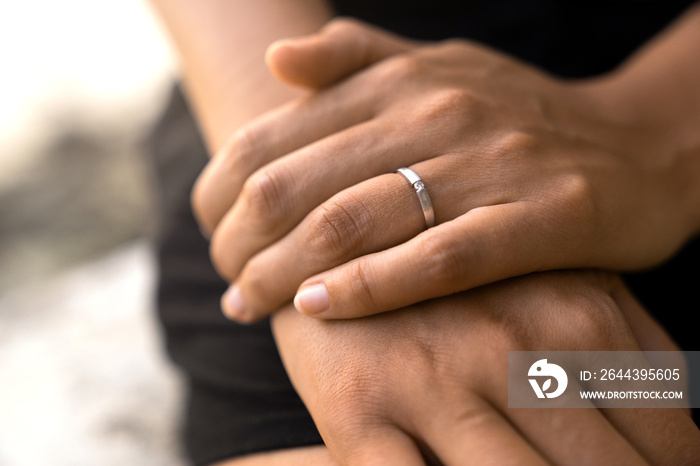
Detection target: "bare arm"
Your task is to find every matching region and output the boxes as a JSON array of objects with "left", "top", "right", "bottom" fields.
[
  {"left": 148, "top": 3, "right": 700, "bottom": 464},
  {"left": 190, "top": 4, "right": 700, "bottom": 322},
  {"left": 148, "top": 1, "right": 336, "bottom": 464},
  {"left": 584, "top": 2, "right": 700, "bottom": 236},
  {"left": 148, "top": 0, "right": 333, "bottom": 152}
]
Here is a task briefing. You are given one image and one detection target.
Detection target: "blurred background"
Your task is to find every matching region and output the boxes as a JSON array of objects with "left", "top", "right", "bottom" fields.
[{"left": 0, "top": 0, "right": 187, "bottom": 464}]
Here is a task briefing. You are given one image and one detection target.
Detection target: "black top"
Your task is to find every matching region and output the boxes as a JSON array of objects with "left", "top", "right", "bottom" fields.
[
  {"left": 330, "top": 0, "right": 699, "bottom": 78},
  {"left": 148, "top": 1, "right": 700, "bottom": 464}
]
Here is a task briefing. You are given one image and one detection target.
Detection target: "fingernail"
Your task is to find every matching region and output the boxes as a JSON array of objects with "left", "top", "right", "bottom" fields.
[
  {"left": 222, "top": 284, "right": 246, "bottom": 320},
  {"left": 294, "top": 283, "right": 330, "bottom": 315}
]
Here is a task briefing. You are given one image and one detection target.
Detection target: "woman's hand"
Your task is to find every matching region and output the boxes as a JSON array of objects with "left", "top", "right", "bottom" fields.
[
  {"left": 192, "top": 19, "right": 700, "bottom": 322},
  {"left": 271, "top": 270, "right": 700, "bottom": 465}
]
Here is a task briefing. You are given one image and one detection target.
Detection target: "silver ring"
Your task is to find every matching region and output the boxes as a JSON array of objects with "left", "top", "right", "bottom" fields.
[{"left": 396, "top": 167, "right": 435, "bottom": 229}]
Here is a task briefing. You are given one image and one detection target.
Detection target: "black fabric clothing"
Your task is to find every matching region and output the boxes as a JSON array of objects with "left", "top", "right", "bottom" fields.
[
  {"left": 148, "top": 2, "right": 700, "bottom": 464},
  {"left": 329, "top": 0, "right": 698, "bottom": 78},
  {"left": 149, "top": 91, "right": 323, "bottom": 464}
]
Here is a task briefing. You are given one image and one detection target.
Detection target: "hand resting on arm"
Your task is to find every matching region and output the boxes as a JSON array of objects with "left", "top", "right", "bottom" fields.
[
  {"left": 190, "top": 11, "right": 700, "bottom": 322},
  {"left": 270, "top": 271, "right": 700, "bottom": 465}
]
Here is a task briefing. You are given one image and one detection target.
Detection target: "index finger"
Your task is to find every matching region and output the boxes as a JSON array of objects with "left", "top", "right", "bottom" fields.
[
  {"left": 194, "top": 19, "right": 418, "bottom": 235},
  {"left": 293, "top": 201, "right": 567, "bottom": 318}
]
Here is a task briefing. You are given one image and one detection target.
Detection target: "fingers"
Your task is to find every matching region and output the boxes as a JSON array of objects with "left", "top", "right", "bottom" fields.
[
  {"left": 266, "top": 18, "right": 418, "bottom": 89},
  {"left": 324, "top": 423, "right": 426, "bottom": 466},
  {"left": 504, "top": 406, "right": 647, "bottom": 465},
  {"left": 197, "top": 18, "right": 420, "bottom": 234},
  {"left": 413, "top": 351, "right": 645, "bottom": 465},
  {"left": 603, "top": 282, "right": 700, "bottom": 462},
  {"left": 497, "top": 280, "right": 699, "bottom": 465},
  {"left": 599, "top": 408, "right": 700, "bottom": 465},
  {"left": 192, "top": 87, "right": 376, "bottom": 235},
  {"left": 220, "top": 172, "right": 423, "bottom": 321},
  {"left": 196, "top": 33, "right": 428, "bottom": 236},
  {"left": 293, "top": 200, "right": 577, "bottom": 319},
  {"left": 418, "top": 396, "right": 548, "bottom": 466},
  {"left": 210, "top": 117, "right": 452, "bottom": 295},
  {"left": 220, "top": 158, "right": 510, "bottom": 321}
]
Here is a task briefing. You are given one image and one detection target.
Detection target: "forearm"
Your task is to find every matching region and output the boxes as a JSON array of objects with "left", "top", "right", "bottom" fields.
[
  {"left": 587, "top": 2, "right": 700, "bottom": 238},
  {"left": 148, "top": 0, "right": 333, "bottom": 153}
]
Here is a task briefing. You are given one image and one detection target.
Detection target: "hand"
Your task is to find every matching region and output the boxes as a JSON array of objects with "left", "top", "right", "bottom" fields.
[
  {"left": 271, "top": 270, "right": 700, "bottom": 465},
  {"left": 193, "top": 20, "right": 698, "bottom": 322}
]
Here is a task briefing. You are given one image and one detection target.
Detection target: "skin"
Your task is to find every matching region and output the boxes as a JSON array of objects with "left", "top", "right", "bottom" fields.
[
  {"left": 147, "top": 2, "right": 334, "bottom": 464},
  {"left": 148, "top": 1, "right": 700, "bottom": 464},
  {"left": 192, "top": 14, "right": 700, "bottom": 322},
  {"left": 148, "top": 0, "right": 333, "bottom": 152},
  {"left": 222, "top": 272, "right": 700, "bottom": 465}
]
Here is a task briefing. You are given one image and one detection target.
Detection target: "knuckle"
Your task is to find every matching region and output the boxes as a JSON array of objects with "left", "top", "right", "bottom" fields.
[
  {"left": 558, "top": 173, "right": 596, "bottom": 221},
  {"left": 237, "top": 259, "right": 270, "bottom": 308},
  {"left": 432, "top": 37, "right": 487, "bottom": 60},
  {"left": 556, "top": 288, "right": 627, "bottom": 349},
  {"left": 319, "top": 365, "right": 388, "bottom": 432},
  {"left": 535, "top": 174, "right": 598, "bottom": 249},
  {"left": 415, "top": 88, "right": 479, "bottom": 126},
  {"left": 209, "top": 227, "right": 235, "bottom": 280},
  {"left": 323, "top": 386, "right": 382, "bottom": 429},
  {"left": 572, "top": 304, "right": 622, "bottom": 347},
  {"left": 376, "top": 53, "right": 425, "bottom": 82},
  {"left": 504, "top": 130, "right": 541, "bottom": 154},
  {"left": 239, "top": 168, "right": 286, "bottom": 232},
  {"left": 324, "top": 17, "right": 364, "bottom": 37},
  {"left": 225, "top": 125, "right": 263, "bottom": 173},
  {"left": 441, "top": 38, "right": 482, "bottom": 59},
  {"left": 492, "top": 130, "right": 542, "bottom": 160},
  {"left": 439, "top": 38, "right": 472, "bottom": 54},
  {"left": 312, "top": 198, "right": 367, "bottom": 262},
  {"left": 347, "top": 261, "right": 380, "bottom": 313},
  {"left": 191, "top": 125, "right": 268, "bottom": 234},
  {"left": 322, "top": 18, "right": 374, "bottom": 68},
  {"left": 408, "top": 334, "right": 456, "bottom": 381},
  {"left": 190, "top": 171, "right": 216, "bottom": 234},
  {"left": 486, "top": 317, "right": 532, "bottom": 353},
  {"left": 420, "top": 230, "right": 469, "bottom": 290},
  {"left": 418, "top": 38, "right": 484, "bottom": 68}
]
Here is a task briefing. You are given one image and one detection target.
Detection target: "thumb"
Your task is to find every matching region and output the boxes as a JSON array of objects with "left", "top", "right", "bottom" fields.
[{"left": 265, "top": 18, "right": 419, "bottom": 89}]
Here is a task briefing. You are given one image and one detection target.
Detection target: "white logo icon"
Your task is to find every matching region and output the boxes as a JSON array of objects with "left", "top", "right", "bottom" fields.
[{"left": 528, "top": 359, "right": 568, "bottom": 399}]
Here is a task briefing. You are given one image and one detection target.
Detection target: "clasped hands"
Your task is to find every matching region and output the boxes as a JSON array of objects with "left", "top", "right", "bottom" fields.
[{"left": 192, "top": 19, "right": 700, "bottom": 465}]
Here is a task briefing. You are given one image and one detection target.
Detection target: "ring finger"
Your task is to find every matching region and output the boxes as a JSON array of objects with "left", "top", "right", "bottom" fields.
[
  {"left": 221, "top": 157, "right": 510, "bottom": 321},
  {"left": 209, "top": 113, "right": 460, "bottom": 284},
  {"left": 192, "top": 87, "right": 378, "bottom": 235}
]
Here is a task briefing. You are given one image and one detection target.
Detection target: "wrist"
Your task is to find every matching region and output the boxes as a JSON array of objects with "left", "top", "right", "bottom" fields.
[{"left": 576, "top": 72, "right": 700, "bottom": 243}]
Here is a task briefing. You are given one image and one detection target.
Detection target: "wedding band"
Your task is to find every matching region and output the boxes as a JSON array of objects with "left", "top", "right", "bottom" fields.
[{"left": 396, "top": 167, "right": 435, "bottom": 229}]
